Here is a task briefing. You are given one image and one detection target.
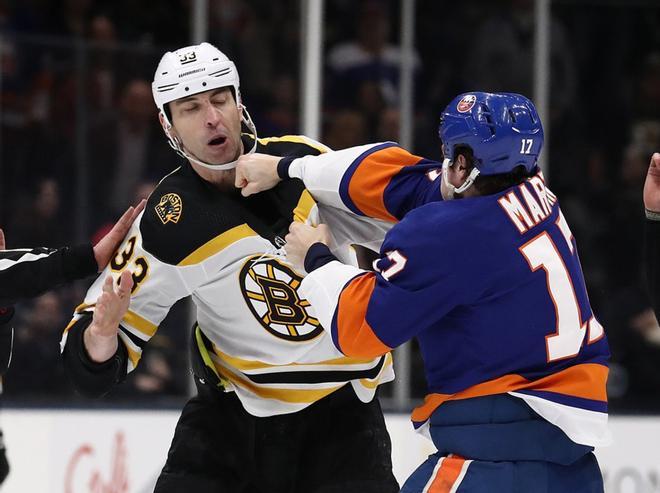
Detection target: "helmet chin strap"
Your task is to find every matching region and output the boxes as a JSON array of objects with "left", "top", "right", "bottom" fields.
[
  {"left": 442, "top": 158, "right": 480, "bottom": 199},
  {"left": 165, "top": 105, "right": 258, "bottom": 171}
]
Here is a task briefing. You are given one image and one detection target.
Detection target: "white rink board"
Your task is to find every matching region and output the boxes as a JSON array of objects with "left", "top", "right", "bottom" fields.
[
  {"left": 0, "top": 410, "right": 178, "bottom": 493},
  {"left": 0, "top": 410, "right": 658, "bottom": 493}
]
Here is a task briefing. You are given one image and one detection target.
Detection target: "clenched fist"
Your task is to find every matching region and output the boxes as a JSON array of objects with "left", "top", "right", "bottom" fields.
[
  {"left": 284, "top": 222, "right": 331, "bottom": 272},
  {"left": 235, "top": 153, "right": 282, "bottom": 197}
]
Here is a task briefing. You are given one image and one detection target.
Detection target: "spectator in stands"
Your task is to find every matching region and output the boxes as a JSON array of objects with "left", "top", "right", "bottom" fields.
[
  {"left": 605, "top": 287, "right": 660, "bottom": 412},
  {"left": 253, "top": 74, "right": 299, "bottom": 136},
  {"left": 326, "top": 0, "right": 420, "bottom": 118},
  {"left": 323, "top": 110, "right": 367, "bottom": 150},
  {"left": 7, "top": 178, "right": 68, "bottom": 248},
  {"left": 632, "top": 53, "right": 660, "bottom": 123},
  {"left": 4, "top": 293, "right": 72, "bottom": 398},
  {"left": 88, "top": 13, "right": 119, "bottom": 116},
  {"left": 468, "top": 0, "right": 576, "bottom": 124},
  {"left": 376, "top": 107, "right": 400, "bottom": 143},
  {"left": 608, "top": 126, "right": 660, "bottom": 290},
  {"left": 89, "top": 79, "right": 177, "bottom": 222}
]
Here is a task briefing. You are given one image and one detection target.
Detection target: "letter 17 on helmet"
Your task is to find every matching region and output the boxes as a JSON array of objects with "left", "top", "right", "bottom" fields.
[{"left": 439, "top": 92, "right": 544, "bottom": 176}]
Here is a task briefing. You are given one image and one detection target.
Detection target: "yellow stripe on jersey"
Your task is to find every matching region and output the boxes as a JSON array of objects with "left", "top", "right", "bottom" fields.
[
  {"left": 117, "top": 330, "right": 143, "bottom": 370},
  {"left": 215, "top": 361, "right": 343, "bottom": 403},
  {"left": 122, "top": 310, "right": 158, "bottom": 337},
  {"left": 63, "top": 316, "right": 79, "bottom": 334},
  {"left": 178, "top": 224, "right": 258, "bottom": 266},
  {"left": 212, "top": 344, "right": 378, "bottom": 372},
  {"left": 293, "top": 189, "right": 317, "bottom": 224},
  {"left": 359, "top": 352, "right": 393, "bottom": 389},
  {"left": 74, "top": 302, "right": 95, "bottom": 314},
  {"left": 195, "top": 326, "right": 229, "bottom": 388},
  {"left": 63, "top": 302, "right": 97, "bottom": 334},
  {"left": 256, "top": 135, "right": 330, "bottom": 154},
  {"left": 125, "top": 344, "right": 141, "bottom": 369}
]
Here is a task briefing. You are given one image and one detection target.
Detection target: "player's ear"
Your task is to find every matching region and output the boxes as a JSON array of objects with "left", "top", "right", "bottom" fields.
[
  {"left": 456, "top": 154, "right": 469, "bottom": 176},
  {"left": 160, "top": 111, "right": 178, "bottom": 139},
  {"left": 158, "top": 111, "right": 169, "bottom": 130}
]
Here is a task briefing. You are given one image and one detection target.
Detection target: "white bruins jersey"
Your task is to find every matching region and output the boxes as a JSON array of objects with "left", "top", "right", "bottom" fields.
[{"left": 62, "top": 136, "right": 394, "bottom": 416}]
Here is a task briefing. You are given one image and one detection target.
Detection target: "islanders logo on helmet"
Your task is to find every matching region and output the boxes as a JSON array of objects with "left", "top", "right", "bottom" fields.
[{"left": 457, "top": 94, "right": 476, "bottom": 113}]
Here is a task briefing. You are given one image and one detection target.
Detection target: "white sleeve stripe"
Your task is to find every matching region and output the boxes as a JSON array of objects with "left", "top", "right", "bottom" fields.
[
  {"left": 0, "top": 251, "right": 52, "bottom": 269},
  {"left": 288, "top": 144, "right": 382, "bottom": 212}
]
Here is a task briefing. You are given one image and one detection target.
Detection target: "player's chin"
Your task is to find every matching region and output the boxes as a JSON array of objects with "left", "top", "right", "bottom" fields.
[{"left": 206, "top": 145, "right": 240, "bottom": 166}]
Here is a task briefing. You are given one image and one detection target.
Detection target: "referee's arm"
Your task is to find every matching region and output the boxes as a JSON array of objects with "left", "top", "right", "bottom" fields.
[
  {"left": 0, "top": 242, "right": 96, "bottom": 375},
  {"left": 0, "top": 308, "right": 13, "bottom": 374},
  {"left": 643, "top": 153, "right": 660, "bottom": 321},
  {"left": 0, "top": 243, "right": 97, "bottom": 307},
  {"left": 0, "top": 201, "right": 144, "bottom": 374},
  {"left": 0, "top": 200, "right": 145, "bottom": 306}
]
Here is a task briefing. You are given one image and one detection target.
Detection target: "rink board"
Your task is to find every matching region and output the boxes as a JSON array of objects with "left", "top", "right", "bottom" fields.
[{"left": 0, "top": 410, "right": 656, "bottom": 493}]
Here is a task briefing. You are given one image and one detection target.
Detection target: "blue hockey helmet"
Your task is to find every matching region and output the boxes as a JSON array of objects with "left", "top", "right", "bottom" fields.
[{"left": 439, "top": 92, "right": 544, "bottom": 176}]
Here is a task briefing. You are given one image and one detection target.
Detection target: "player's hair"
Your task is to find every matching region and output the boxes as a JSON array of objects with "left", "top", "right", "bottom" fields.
[{"left": 455, "top": 145, "right": 532, "bottom": 196}]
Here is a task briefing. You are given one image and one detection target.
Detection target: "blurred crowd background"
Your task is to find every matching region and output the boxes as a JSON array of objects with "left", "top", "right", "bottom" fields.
[{"left": 0, "top": 0, "right": 658, "bottom": 413}]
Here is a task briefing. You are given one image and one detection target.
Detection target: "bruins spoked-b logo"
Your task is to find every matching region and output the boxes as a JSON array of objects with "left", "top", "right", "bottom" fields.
[
  {"left": 239, "top": 257, "right": 323, "bottom": 341},
  {"left": 155, "top": 193, "right": 183, "bottom": 225}
]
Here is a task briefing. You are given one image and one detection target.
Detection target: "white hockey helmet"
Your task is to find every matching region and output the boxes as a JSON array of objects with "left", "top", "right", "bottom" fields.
[{"left": 152, "top": 42, "right": 257, "bottom": 170}]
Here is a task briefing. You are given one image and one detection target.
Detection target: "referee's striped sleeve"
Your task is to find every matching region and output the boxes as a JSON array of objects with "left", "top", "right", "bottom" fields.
[{"left": 0, "top": 244, "right": 97, "bottom": 306}]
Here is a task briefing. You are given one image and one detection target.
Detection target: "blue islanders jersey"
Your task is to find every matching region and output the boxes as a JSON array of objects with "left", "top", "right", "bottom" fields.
[{"left": 287, "top": 142, "right": 610, "bottom": 448}]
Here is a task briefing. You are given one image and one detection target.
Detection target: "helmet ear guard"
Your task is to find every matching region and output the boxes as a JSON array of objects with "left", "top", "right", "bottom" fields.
[{"left": 441, "top": 157, "right": 481, "bottom": 199}]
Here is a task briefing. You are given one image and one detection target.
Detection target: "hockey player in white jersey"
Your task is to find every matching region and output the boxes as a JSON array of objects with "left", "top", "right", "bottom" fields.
[{"left": 60, "top": 42, "right": 398, "bottom": 492}]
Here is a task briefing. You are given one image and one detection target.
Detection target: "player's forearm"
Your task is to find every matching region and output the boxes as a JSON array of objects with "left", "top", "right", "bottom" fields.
[
  {"left": 282, "top": 143, "right": 442, "bottom": 222},
  {"left": 62, "top": 314, "right": 127, "bottom": 398},
  {"left": 281, "top": 144, "right": 380, "bottom": 212},
  {"left": 84, "top": 323, "right": 120, "bottom": 363},
  {"left": 299, "top": 245, "right": 391, "bottom": 358}
]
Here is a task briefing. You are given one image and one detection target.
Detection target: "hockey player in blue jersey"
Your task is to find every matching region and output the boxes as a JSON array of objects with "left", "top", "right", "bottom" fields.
[{"left": 236, "top": 92, "right": 610, "bottom": 492}]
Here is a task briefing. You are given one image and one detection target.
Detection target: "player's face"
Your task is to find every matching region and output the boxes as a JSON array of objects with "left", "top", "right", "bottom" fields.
[{"left": 169, "top": 87, "right": 243, "bottom": 166}]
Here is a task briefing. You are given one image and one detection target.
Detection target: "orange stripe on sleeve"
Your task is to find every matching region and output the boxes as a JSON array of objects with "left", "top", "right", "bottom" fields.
[
  {"left": 412, "top": 363, "right": 608, "bottom": 424},
  {"left": 348, "top": 146, "right": 423, "bottom": 222},
  {"left": 336, "top": 273, "right": 392, "bottom": 358},
  {"left": 428, "top": 455, "right": 466, "bottom": 493}
]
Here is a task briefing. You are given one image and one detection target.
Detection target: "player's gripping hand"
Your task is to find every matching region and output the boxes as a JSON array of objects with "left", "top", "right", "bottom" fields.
[
  {"left": 84, "top": 270, "right": 133, "bottom": 363},
  {"left": 644, "top": 152, "right": 660, "bottom": 216},
  {"left": 285, "top": 222, "right": 331, "bottom": 272},
  {"left": 235, "top": 153, "right": 281, "bottom": 197}
]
